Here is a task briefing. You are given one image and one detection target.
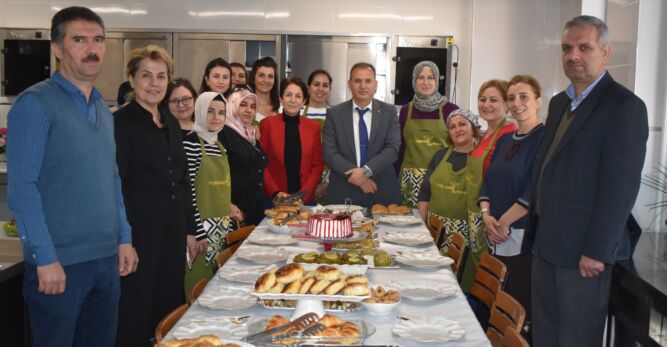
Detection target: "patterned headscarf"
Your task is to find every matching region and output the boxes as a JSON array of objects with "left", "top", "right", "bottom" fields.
[
  {"left": 225, "top": 89, "right": 259, "bottom": 144},
  {"left": 447, "top": 108, "right": 482, "bottom": 129},
  {"left": 412, "top": 60, "right": 446, "bottom": 112},
  {"left": 192, "top": 92, "right": 225, "bottom": 145}
]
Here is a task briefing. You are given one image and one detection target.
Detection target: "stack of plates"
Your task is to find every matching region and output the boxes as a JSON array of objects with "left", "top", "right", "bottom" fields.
[
  {"left": 385, "top": 280, "right": 457, "bottom": 300},
  {"left": 235, "top": 246, "right": 290, "bottom": 264},
  {"left": 197, "top": 290, "right": 257, "bottom": 310},
  {"left": 392, "top": 317, "right": 465, "bottom": 342},
  {"left": 394, "top": 252, "right": 454, "bottom": 268},
  {"left": 383, "top": 231, "right": 433, "bottom": 246}
]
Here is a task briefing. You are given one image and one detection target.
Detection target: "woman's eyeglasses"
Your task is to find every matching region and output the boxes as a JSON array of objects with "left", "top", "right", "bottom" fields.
[{"left": 168, "top": 96, "right": 193, "bottom": 106}]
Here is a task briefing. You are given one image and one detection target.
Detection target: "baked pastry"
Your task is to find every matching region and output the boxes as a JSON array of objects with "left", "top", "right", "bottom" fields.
[
  {"left": 299, "top": 277, "right": 315, "bottom": 294},
  {"left": 395, "top": 205, "right": 411, "bottom": 214},
  {"left": 275, "top": 263, "right": 304, "bottom": 284},
  {"left": 159, "top": 335, "right": 242, "bottom": 347},
  {"left": 268, "top": 282, "right": 286, "bottom": 294},
  {"left": 255, "top": 272, "right": 276, "bottom": 293},
  {"left": 342, "top": 283, "right": 371, "bottom": 296},
  {"left": 309, "top": 279, "right": 331, "bottom": 294},
  {"left": 264, "top": 315, "right": 290, "bottom": 330},
  {"left": 324, "top": 279, "right": 346, "bottom": 295},
  {"left": 315, "top": 265, "right": 342, "bottom": 281},
  {"left": 283, "top": 279, "right": 302, "bottom": 294},
  {"left": 307, "top": 213, "right": 353, "bottom": 239},
  {"left": 371, "top": 204, "right": 388, "bottom": 215},
  {"left": 318, "top": 314, "right": 344, "bottom": 328},
  {"left": 344, "top": 274, "right": 368, "bottom": 285},
  {"left": 319, "top": 327, "right": 341, "bottom": 337}
]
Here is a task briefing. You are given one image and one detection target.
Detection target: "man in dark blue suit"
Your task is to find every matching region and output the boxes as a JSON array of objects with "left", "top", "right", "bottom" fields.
[{"left": 526, "top": 15, "right": 648, "bottom": 346}]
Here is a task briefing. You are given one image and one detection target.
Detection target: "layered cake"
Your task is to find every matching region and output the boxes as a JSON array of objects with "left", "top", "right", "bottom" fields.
[{"left": 307, "top": 213, "right": 353, "bottom": 239}]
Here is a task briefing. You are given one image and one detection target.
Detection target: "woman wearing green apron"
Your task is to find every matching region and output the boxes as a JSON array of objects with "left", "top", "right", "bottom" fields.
[
  {"left": 183, "top": 91, "right": 244, "bottom": 298},
  {"left": 417, "top": 108, "right": 503, "bottom": 291},
  {"left": 396, "top": 61, "right": 459, "bottom": 206}
]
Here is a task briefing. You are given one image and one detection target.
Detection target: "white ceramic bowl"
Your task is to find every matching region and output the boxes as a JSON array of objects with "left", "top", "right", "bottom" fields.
[{"left": 360, "top": 297, "right": 401, "bottom": 315}]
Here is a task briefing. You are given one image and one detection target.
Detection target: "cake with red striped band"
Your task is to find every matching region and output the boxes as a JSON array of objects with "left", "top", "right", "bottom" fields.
[{"left": 307, "top": 213, "right": 353, "bottom": 239}]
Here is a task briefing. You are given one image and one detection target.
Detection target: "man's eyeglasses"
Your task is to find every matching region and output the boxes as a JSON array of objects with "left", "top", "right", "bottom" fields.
[{"left": 168, "top": 96, "right": 193, "bottom": 106}]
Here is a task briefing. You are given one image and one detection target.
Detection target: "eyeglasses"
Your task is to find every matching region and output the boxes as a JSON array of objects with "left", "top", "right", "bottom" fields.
[{"left": 168, "top": 96, "right": 193, "bottom": 106}]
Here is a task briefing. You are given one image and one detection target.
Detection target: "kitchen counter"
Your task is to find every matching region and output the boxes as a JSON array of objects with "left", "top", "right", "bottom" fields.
[{"left": 0, "top": 229, "right": 23, "bottom": 281}]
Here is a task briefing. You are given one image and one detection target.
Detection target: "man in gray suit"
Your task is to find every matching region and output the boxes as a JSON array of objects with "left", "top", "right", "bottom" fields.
[
  {"left": 526, "top": 16, "right": 648, "bottom": 346},
  {"left": 323, "top": 62, "right": 402, "bottom": 208}
]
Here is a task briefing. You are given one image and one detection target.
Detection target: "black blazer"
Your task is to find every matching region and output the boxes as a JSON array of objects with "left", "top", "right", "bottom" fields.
[
  {"left": 525, "top": 72, "right": 648, "bottom": 267},
  {"left": 114, "top": 101, "right": 196, "bottom": 233}
]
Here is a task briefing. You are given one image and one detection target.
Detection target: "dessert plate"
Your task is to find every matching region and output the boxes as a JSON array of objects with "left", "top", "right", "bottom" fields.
[
  {"left": 236, "top": 246, "right": 290, "bottom": 264},
  {"left": 247, "top": 233, "right": 298, "bottom": 245},
  {"left": 376, "top": 215, "right": 423, "bottom": 226},
  {"left": 218, "top": 265, "right": 270, "bottom": 283},
  {"left": 394, "top": 252, "right": 454, "bottom": 268},
  {"left": 385, "top": 281, "right": 457, "bottom": 300},
  {"left": 172, "top": 320, "right": 248, "bottom": 340},
  {"left": 392, "top": 317, "right": 465, "bottom": 342},
  {"left": 322, "top": 204, "right": 365, "bottom": 212},
  {"left": 383, "top": 231, "right": 433, "bottom": 246},
  {"left": 197, "top": 291, "right": 257, "bottom": 310}
]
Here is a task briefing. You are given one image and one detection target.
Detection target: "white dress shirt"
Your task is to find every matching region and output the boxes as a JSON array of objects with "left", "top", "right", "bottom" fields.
[{"left": 352, "top": 100, "right": 373, "bottom": 167}]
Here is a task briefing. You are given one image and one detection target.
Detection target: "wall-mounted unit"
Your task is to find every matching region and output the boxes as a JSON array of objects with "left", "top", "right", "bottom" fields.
[{"left": 0, "top": 29, "right": 52, "bottom": 97}]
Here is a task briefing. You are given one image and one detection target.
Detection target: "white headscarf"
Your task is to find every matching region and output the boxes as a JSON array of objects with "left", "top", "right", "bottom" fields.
[
  {"left": 226, "top": 89, "right": 259, "bottom": 145},
  {"left": 192, "top": 91, "right": 225, "bottom": 145}
]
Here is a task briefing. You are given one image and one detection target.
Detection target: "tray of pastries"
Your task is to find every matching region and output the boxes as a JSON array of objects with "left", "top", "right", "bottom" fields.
[
  {"left": 288, "top": 251, "right": 368, "bottom": 274},
  {"left": 246, "top": 313, "right": 375, "bottom": 346},
  {"left": 258, "top": 299, "right": 360, "bottom": 312},
  {"left": 252, "top": 263, "right": 371, "bottom": 301},
  {"left": 370, "top": 203, "right": 412, "bottom": 216},
  {"left": 156, "top": 336, "right": 254, "bottom": 347}
]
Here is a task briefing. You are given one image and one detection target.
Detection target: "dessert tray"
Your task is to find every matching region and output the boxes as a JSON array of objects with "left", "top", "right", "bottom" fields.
[
  {"left": 376, "top": 215, "right": 423, "bottom": 226},
  {"left": 245, "top": 315, "right": 375, "bottom": 346},
  {"left": 171, "top": 319, "right": 248, "bottom": 340},
  {"left": 394, "top": 251, "right": 454, "bottom": 268},
  {"left": 385, "top": 280, "right": 458, "bottom": 300},
  {"left": 236, "top": 246, "right": 290, "bottom": 264},
  {"left": 392, "top": 317, "right": 465, "bottom": 343},
  {"left": 286, "top": 254, "right": 369, "bottom": 274},
  {"left": 382, "top": 231, "right": 433, "bottom": 246},
  {"left": 321, "top": 204, "right": 365, "bottom": 213},
  {"left": 257, "top": 299, "right": 361, "bottom": 312}
]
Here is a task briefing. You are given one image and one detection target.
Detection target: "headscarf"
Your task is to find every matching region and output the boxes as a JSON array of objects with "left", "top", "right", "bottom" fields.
[
  {"left": 191, "top": 91, "right": 225, "bottom": 145},
  {"left": 447, "top": 108, "right": 482, "bottom": 129},
  {"left": 226, "top": 89, "right": 259, "bottom": 144},
  {"left": 411, "top": 60, "right": 446, "bottom": 113}
]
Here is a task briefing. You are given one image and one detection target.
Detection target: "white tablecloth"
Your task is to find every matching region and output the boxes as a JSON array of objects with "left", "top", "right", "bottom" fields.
[{"left": 164, "top": 216, "right": 491, "bottom": 347}]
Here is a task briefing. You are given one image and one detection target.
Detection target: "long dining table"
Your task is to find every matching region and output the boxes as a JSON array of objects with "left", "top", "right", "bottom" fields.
[{"left": 164, "top": 212, "right": 492, "bottom": 347}]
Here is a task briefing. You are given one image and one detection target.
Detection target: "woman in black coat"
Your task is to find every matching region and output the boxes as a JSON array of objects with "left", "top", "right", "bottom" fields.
[{"left": 219, "top": 88, "right": 267, "bottom": 226}]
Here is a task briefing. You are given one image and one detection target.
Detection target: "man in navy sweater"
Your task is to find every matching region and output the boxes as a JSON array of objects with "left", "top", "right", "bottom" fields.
[{"left": 7, "top": 7, "right": 138, "bottom": 346}]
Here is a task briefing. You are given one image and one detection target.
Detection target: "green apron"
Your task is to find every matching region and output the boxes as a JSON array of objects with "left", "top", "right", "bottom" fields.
[
  {"left": 400, "top": 102, "right": 448, "bottom": 206},
  {"left": 185, "top": 137, "right": 233, "bottom": 300},
  {"left": 426, "top": 119, "right": 506, "bottom": 291},
  {"left": 304, "top": 105, "right": 330, "bottom": 204},
  {"left": 460, "top": 119, "right": 506, "bottom": 291}
]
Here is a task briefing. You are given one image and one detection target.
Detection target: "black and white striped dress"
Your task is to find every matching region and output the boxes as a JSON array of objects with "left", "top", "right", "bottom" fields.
[{"left": 183, "top": 132, "right": 234, "bottom": 262}]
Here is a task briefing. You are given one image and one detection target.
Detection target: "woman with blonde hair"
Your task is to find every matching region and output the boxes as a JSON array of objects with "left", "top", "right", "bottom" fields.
[{"left": 114, "top": 44, "right": 196, "bottom": 346}]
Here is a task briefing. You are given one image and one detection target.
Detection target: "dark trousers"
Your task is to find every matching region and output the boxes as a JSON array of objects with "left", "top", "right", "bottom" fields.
[
  {"left": 531, "top": 252, "right": 611, "bottom": 347},
  {"left": 23, "top": 255, "right": 120, "bottom": 347},
  {"left": 116, "top": 217, "right": 186, "bottom": 347},
  {"left": 496, "top": 252, "right": 533, "bottom": 341}
]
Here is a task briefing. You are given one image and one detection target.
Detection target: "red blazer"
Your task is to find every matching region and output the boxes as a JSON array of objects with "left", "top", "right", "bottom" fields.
[{"left": 259, "top": 115, "right": 324, "bottom": 203}]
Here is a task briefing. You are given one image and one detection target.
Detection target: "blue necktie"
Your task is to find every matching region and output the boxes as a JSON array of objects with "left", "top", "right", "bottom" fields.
[{"left": 356, "top": 107, "right": 369, "bottom": 166}]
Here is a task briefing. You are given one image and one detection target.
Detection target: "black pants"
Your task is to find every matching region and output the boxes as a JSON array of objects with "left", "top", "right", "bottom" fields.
[
  {"left": 496, "top": 252, "right": 532, "bottom": 341},
  {"left": 531, "top": 252, "right": 611, "bottom": 347},
  {"left": 116, "top": 217, "right": 186, "bottom": 347}
]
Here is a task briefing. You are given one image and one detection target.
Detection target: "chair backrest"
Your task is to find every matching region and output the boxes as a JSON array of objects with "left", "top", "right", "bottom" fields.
[
  {"left": 189, "top": 278, "right": 208, "bottom": 305},
  {"left": 486, "top": 290, "right": 526, "bottom": 346},
  {"left": 215, "top": 242, "right": 241, "bottom": 268},
  {"left": 227, "top": 224, "right": 255, "bottom": 246},
  {"left": 469, "top": 252, "right": 508, "bottom": 311},
  {"left": 427, "top": 216, "right": 443, "bottom": 243},
  {"left": 446, "top": 232, "right": 467, "bottom": 278},
  {"left": 500, "top": 326, "right": 530, "bottom": 347},
  {"left": 154, "top": 304, "right": 189, "bottom": 342}
]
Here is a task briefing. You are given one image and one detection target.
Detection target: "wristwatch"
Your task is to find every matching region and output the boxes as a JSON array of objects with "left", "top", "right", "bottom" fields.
[
  {"left": 362, "top": 165, "right": 373, "bottom": 178},
  {"left": 480, "top": 208, "right": 490, "bottom": 215}
]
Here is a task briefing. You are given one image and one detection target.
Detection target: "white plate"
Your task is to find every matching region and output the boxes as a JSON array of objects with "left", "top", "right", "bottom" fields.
[
  {"left": 197, "top": 291, "right": 257, "bottom": 310},
  {"left": 236, "top": 246, "right": 290, "bottom": 264},
  {"left": 218, "top": 265, "right": 270, "bottom": 283},
  {"left": 385, "top": 281, "right": 457, "bottom": 300},
  {"left": 376, "top": 215, "right": 423, "bottom": 226},
  {"left": 383, "top": 231, "right": 433, "bottom": 246},
  {"left": 172, "top": 319, "right": 248, "bottom": 340},
  {"left": 392, "top": 317, "right": 465, "bottom": 342},
  {"left": 395, "top": 252, "right": 454, "bottom": 268},
  {"left": 323, "top": 204, "right": 365, "bottom": 212},
  {"left": 267, "top": 223, "right": 305, "bottom": 234},
  {"left": 247, "top": 233, "right": 298, "bottom": 245}
]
